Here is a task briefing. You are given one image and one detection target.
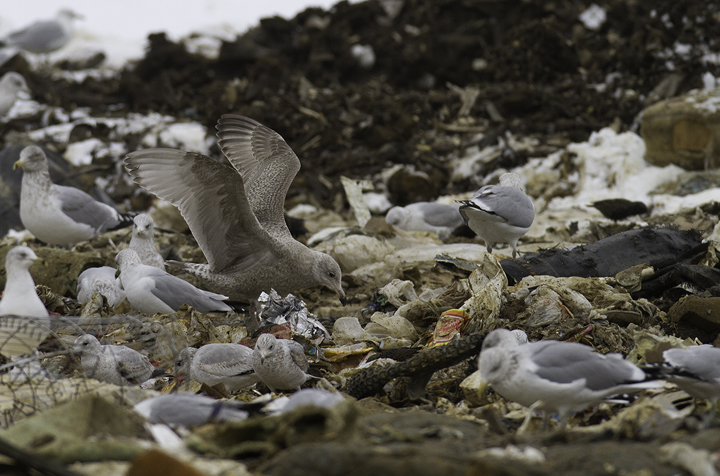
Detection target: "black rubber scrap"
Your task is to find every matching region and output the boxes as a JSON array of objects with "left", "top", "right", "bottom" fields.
[
  {"left": 346, "top": 332, "right": 486, "bottom": 399},
  {"left": 501, "top": 227, "right": 704, "bottom": 285}
]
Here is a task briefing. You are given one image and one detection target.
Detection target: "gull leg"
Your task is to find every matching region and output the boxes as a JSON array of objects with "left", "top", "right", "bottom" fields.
[{"left": 518, "top": 400, "right": 544, "bottom": 434}]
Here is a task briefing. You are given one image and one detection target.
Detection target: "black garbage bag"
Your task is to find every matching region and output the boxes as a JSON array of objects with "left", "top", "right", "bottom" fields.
[{"left": 500, "top": 227, "right": 705, "bottom": 285}]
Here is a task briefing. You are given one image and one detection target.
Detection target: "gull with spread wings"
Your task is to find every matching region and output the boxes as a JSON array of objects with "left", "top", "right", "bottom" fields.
[{"left": 125, "top": 115, "right": 345, "bottom": 303}]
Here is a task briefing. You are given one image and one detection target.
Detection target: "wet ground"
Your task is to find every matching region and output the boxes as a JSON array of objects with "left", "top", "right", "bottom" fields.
[{"left": 2, "top": 0, "right": 720, "bottom": 475}]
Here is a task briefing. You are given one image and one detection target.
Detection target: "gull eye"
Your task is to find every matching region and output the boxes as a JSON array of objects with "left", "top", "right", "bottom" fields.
[{"left": 329, "top": 271, "right": 336, "bottom": 278}]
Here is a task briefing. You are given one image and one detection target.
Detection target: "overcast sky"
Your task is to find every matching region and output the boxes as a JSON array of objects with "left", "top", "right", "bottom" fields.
[{"left": 0, "top": 0, "right": 340, "bottom": 40}]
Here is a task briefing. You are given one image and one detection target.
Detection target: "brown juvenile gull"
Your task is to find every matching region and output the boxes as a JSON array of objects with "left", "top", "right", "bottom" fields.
[
  {"left": 124, "top": 114, "right": 345, "bottom": 302},
  {"left": 252, "top": 333, "right": 309, "bottom": 392},
  {"left": 2, "top": 9, "right": 82, "bottom": 54},
  {"left": 73, "top": 334, "right": 154, "bottom": 386},
  {"left": 0, "top": 246, "right": 50, "bottom": 356},
  {"left": 14, "top": 146, "right": 134, "bottom": 245},
  {"left": 129, "top": 213, "right": 164, "bottom": 269},
  {"left": 478, "top": 328, "right": 659, "bottom": 426},
  {"left": 115, "top": 248, "right": 230, "bottom": 315},
  {"left": 174, "top": 343, "right": 260, "bottom": 392},
  {"left": 457, "top": 172, "right": 534, "bottom": 258},
  {"left": 76, "top": 266, "right": 125, "bottom": 309}
]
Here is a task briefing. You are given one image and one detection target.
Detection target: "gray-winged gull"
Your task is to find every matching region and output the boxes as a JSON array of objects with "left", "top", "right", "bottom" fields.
[
  {"left": 0, "top": 246, "right": 50, "bottom": 356},
  {"left": 457, "top": 172, "right": 534, "bottom": 258},
  {"left": 124, "top": 115, "right": 345, "bottom": 303},
  {"left": 385, "top": 202, "right": 464, "bottom": 240},
  {"left": 129, "top": 213, "right": 164, "bottom": 269},
  {"left": 2, "top": 9, "right": 82, "bottom": 54},
  {"left": 73, "top": 334, "right": 154, "bottom": 386},
  {"left": 252, "top": 333, "right": 309, "bottom": 392},
  {"left": 76, "top": 266, "right": 125, "bottom": 309},
  {"left": 0, "top": 72, "right": 29, "bottom": 117},
  {"left": 174, "top": 343, "right": 260, "bottom": 392},
  {"left": 14, "top": 146, "right": 134, "bottom": 245},
  {"left": 477, "top": 328, "right": 659, "bottom": 425},
  {"left": 654, "top": 345, "right": 720, "bottom": 405},
  {"left": 115, "top": 248, "right": 231, "bottom": 315},
  {"left": 134, "top": 393, "right": 249, "bottom": 426}
]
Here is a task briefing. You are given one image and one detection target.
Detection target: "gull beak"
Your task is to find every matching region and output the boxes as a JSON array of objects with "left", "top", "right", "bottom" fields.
[
  {"left": 13, "top": 160, "right": 24, "bottom": 170},
  {"left": 477, "top": 374, "right": 489, "bottom": 396}
]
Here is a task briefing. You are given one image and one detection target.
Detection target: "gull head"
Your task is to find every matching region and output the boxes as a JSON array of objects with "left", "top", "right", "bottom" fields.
[
  {"left": 13, "top": 146, "right": 47, "bottom": 173},
  {"left": 0, "top": 72, "right": 29, "bottom": 96},
  {"left": 73, "top": 334, "right": 101, "bottom": 355},
  {"left": 477, "top": 329, "right": 522, "bottom": 390},
  {"left": 173, "top": 347, "right": 197, "bottom": 383},
  {"left": 254, "top": 333, "right": 278, "bottom": 363},
  {"left": 311, "top": 252, "right": 345, "bottom": 301},
  {"left": 57, "top": 9, "right": 84, "bottom": 21},
  {"left": 5, "top": 246, "right": 39, "bottom": 271},
  {"left": 385, "top": 206, "right": 409, "bottom": 228},
  {"left": 115, "top": 248, "right": 143, "bottom": 271},
  {"left": 132, "top": 213, "right": 155, "bottom": 239}
]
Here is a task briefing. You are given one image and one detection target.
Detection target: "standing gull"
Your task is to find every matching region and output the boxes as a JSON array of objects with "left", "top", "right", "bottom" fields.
[
  {"left": 124, "top": 114, "right": 345, "bottom": 302},
  {"left": 0, "top": 72, "right": 29, "bottom": 117},
  {"left": 14, "top": 146, "right": 134, "bottom": 245},
  {"left": 2, "top": 9, "right": 82, "bottom": 54},
  {"left": 252, "top": 333, "right": 309, "bottom": 392},
  {"left": 385, "top": 202, "right": 464, "bottom": 240},
  {"left": 76, "top": 266, "right": 125, "bottom": 309},
  {"left": 115, "top": 248, "right": 231, "bottom": 315},
  {"left": 0, "top": 246, "right": 50, "bottom": 356},
  {"left": 477, "top": 328, "right": 658, "bottom": 425},
  {"left": 174, "top": 343, "right": 260, "bottom": 392},
  {"left": 129, "top": 213, "right": 164, "bottom": 269},
  {"left": 457, "top": 173, "right": 534, "bottom": 258},
  {"left": 73, "top": 334, "right": 154, "bottom": 386}
]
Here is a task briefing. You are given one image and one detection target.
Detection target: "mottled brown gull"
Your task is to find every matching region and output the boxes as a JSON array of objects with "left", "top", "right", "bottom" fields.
[
  {"left": 129, "top": 213, "right": 164, "bottom": 269},
  {"left": 14, "top": 146, "right": 134, "bottom": 245},
  {"left": 174, "top": 343, "right": 260, "bottom": 392},
  {"left": 73, "top": 334, "right": 154, "bottom": 386},
  {"left": 0, "top": 246, "right": 50, "bottom": 356},
  {"left": 125, "top": 115, "right": 344, "bottom": 302},
  {"left": 252, "top": 333, "right": 309, "bottom": 392}
]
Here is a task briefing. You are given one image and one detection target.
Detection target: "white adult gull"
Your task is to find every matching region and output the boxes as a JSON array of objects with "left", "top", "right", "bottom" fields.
[
  {"left": 0, "top": 72, "right": 29, "bottom": 117},
  {"left": 129, "top": 213, "right": 164, "bottom": 269},
  {"left": 385, "top": 202, "right": 464, "bottom": 240},
  {"left": 252, "top": 333, "right": 310, "bottom": 392},
  {"left": 2, "top": 9, "right": 82, "bottom": 54},
  {"left": 76, "top": 266, "right": 125, "bottom": 309},
  {"left": 134, "top": 393, "right": 249, "bottom": 426},
  {"left": 174, "top": 343, "right": 260, "bottom": 392},
  {"left": 457, "top": 173, "right": 534, "bottom": 258},
  {"left": 73, "top": 334, "right": 154, "bottom": 386},
  {"left": 124, "top": 114, "right": 344, "bottom": 303},
  {"left": 14, "top": 146, "right": 134, "bottom": 245},
  {"left": 0, "top": 246, "right": 50, "bottom": 356},
  {"left": 477, "top": 328, "right": 659, "bottom": 426},
  {"left": 115, "top": 248, "right": 231, "bottom": 315}
]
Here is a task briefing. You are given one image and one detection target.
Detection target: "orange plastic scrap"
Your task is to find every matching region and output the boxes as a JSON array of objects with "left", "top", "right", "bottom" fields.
[{"left": 427, "top": 309, "right": 470, "bottom": 347}]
